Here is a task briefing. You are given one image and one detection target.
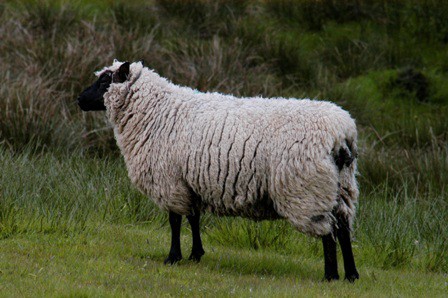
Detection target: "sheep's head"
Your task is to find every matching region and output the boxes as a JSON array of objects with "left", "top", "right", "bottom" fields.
[{"left": 77, "top": 61, "right": 130, "bottom": 111}]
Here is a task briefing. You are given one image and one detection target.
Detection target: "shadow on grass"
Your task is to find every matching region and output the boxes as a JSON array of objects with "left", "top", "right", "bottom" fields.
[
  {"left": 138, "top": 247, "right": 322, "bottom": 281},
  {"left": 207, "top": 254, "right": 320, "bottom": 280}
]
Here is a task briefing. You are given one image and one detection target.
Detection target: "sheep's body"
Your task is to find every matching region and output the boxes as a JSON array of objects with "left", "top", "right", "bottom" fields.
[{"left": 99, "top": 61, "right": 358, "bottom": 237}]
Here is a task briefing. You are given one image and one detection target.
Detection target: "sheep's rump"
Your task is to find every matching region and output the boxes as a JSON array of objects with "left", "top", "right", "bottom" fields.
[{"left": 107, "top": 66, "right": 358, "bottom": 236}]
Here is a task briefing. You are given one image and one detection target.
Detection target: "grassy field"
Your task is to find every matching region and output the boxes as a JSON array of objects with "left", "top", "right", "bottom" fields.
[
  {"left": 1, "top": 149, "right": 446, "bottom": 296},
  {"left": 2, "top": 224, "right": 447, "bottom": 297},
  {"left": 1, "top": 0, "right": 447, "bottom": 296}
]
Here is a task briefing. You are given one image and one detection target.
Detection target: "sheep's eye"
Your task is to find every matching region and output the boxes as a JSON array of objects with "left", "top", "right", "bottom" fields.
[{"left": 99, "top": 74, "right": 111, "bottom": 85}]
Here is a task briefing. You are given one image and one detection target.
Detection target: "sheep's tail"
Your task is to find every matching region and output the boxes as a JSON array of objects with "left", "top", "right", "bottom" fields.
[{"left": 333, "top": 137, "right": 359, "bottom": 230}]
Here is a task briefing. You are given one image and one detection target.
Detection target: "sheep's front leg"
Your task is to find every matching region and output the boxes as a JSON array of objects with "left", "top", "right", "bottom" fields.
[
  {"left": 187, "top": 211, "right": 205, "bottom": 262},
  {"left": 322, "top": 233, "right": 339, "bottom": 281},
  {"left": 336, "top": 216, "right": 359, "bottom": 282},
  {"left": 164, "top": 211, "right": 183, "bottom": 265}
]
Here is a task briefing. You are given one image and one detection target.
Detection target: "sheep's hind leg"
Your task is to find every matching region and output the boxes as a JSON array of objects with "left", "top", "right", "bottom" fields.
[
  {"left": 336, "top": 214, "right": 359, "bottom": 282},
  {"left": 187, "top": 211, "right": 205, "bottom": 262},
  {"left": 164, "top": 211, "right": 183, "bottom": 265},
  {"left": 322, "top": 233, "right": 339, "bottom": 281}
]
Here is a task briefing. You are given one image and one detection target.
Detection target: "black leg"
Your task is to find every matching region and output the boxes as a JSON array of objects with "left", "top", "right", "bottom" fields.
[
  {"left": 187, "top": 211, "right": 205, "bottom": 262},
  {"left": 322, "top": 233, "right": 339, "bottom": 281},
  {"left": 336, "top": 217, "right": 359, "bottom": 282},
  {"left": 164, "top": 211, "right": 183, "bottom": 265}
]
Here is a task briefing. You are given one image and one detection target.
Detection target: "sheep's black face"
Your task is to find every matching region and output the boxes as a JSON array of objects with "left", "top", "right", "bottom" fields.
[
  {"left": 77, "top": 71, "right": 112, "bottom": 111},
  {"left": 78, "top": 62, "right": 131, "bottom": 111}
]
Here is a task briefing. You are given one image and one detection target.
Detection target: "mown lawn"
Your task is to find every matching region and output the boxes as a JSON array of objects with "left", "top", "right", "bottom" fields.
[{"left": 1, "top": 224, "right": 447, "bottom": 297}]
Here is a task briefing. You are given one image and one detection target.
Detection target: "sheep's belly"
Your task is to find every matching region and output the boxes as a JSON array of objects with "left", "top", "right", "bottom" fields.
[{"left": 201, "top": 197, "right": 283, "bottom": 221}]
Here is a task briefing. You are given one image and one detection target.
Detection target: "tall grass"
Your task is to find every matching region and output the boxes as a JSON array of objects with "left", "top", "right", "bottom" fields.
[
  {"left": 0, "top": 147, "right": 163, "bottom": 238},
  {"left": 156, "top": 0, "right": 248, "bottom": 38},
  {"left": 0, "top": 0, "right": 278, "bottom": 151},
  {"left": 1, "top": 148, "right": 446, "bottom": 272},
  {"left": 357, "top": 188, "right": 447, "bottom": 272},
  {"left": 1, "top": 0, "right": 447, "bottom": 152},
  {"left": 359, "top": 134, "right": 448, "bottom": 195}
]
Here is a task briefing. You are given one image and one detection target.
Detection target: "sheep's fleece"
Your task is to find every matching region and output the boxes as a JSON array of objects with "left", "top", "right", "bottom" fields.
[{"left": 97, "top": 60, "right": 358, "bottom": 236}]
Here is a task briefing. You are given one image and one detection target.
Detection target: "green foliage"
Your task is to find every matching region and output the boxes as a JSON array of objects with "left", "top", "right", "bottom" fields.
[
  {"left": 267, "top": 0, "right": 378, "bottom": 31},
  {"left": 156, "top": 0, "right": 248, "bottom": 38},
  {"left": 327, "top": 70, "right": 448, "bottom": 149},
  {"left": 110, "top": 2, "right": 157, "bottom": 32}
]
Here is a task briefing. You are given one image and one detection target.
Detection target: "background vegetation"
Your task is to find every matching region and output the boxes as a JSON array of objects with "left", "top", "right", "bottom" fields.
[{"left": 1, "top": 0, "right": 447, "bottom": 296}]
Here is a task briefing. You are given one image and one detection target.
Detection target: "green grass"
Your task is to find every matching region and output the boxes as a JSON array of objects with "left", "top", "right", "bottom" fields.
[
  {"left": 1, "top": 150, "right": 447, "bottom": 296},
  {"left": 1, "top": 224, "right": 447, "bottom": 297}
]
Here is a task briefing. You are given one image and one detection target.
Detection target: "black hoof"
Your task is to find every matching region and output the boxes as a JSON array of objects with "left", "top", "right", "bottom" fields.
[
  {"left": 188, "top": 249, "right": 205, "bottom": 262},
  {"left": 164, "top": 254, "right": 182, "bottom": 265},
  {"left": 324, "top": 274, "right": 340, "bottom": 282},
  {"left": 345, "top": 271, "right": 359, "bottom": 283}
]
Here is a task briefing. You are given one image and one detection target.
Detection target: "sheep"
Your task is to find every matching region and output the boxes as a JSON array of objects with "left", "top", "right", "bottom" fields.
[{"left": 77, "top": 60, "right": 360, "bottom": 282}]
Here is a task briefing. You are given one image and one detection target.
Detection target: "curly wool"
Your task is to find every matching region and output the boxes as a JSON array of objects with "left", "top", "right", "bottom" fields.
[{"left": 98, "top": 61, "right": 358, "bottom": 236}]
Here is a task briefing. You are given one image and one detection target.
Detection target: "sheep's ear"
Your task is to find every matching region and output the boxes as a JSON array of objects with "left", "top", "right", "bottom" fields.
[
  {"left": 139, "top": 59, "right": 145, "bottom": 67},
  {"left": 114, "top": 61, "right": 130, "bottom": 83}
]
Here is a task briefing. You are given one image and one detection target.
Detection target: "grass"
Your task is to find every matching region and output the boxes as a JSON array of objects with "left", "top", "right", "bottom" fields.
[
  {"left": 1, "top": 224, "right": 447, "bottom": 297},
  {"left": 1, "top": 150, "right": 447, "bottom": 297},
  {"left": 1, "top": 0, "right": 448, "bottom": 296}
]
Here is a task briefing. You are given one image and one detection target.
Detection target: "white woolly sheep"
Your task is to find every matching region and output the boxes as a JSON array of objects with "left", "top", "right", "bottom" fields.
[{"left": 78, "top": 60, "right": 359, "bottom": 282}]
